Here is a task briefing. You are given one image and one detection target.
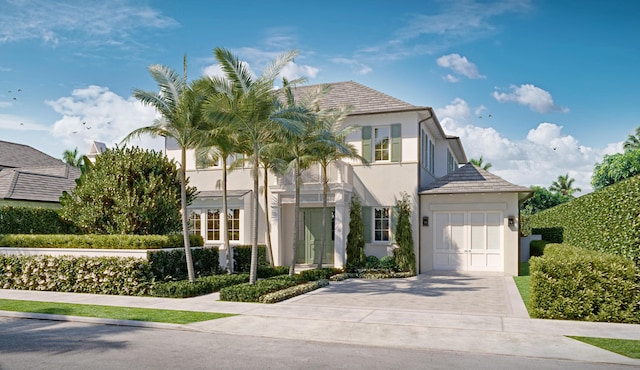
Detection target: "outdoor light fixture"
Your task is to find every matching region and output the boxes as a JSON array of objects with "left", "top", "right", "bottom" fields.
[
  {"left": 508, "top": 215, "right": 515, "bottom": 226},
  {"left": 422, "top": 216, "right": 429, "bottom": 227}
]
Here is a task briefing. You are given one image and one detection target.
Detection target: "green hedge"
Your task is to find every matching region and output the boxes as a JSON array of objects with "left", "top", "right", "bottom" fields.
[
  {"left": 531, "top": 227, "right": 563, "bottom": 243},
  {"left": 530, "top": 244, "right": 639, "bottom": 323},
  {"left": 0, "top": 254, "right": 154, "bottom": 295},
  {"left": 148, "top": 247, "right": 221, "bottom": 281},
  {"left": 528, "top": 175, "right": 640, "bottom": 265},
  {"left": 259, "top": 280, "right": 329, "bottom": 303},
  {"left": 219, "top": 275, "right": 298, "bottom": 302},
  {"left": 296, "top": 268, "right": 342, "bottom": 283},
  {"left": 0, "top": 234, "right": 204, "bottom": 249},
  {"left": 257, "top": 266, "right": 290, "bottom": 278},
  {"left": 529, "top": 240, "right": 550, "bottom": 257},
  {"left": 150, "top": 274, "right": 249, "bottom": 298},
  {"left": 0, "top": 206, "right": 79, "bottom": 234},
  {"left": 233, "top": 245, "right": 269, "bottom": 272}
]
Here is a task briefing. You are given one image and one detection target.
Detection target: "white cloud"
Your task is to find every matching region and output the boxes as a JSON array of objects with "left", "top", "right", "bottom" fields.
[
  {"left": 331, "top": 58, "right": 373, "bottom": 75},
  {"left": 0, "top": 114, "right": 49, "bottom": 131},
  {"left": 281, "top": 62, "right": 320, "bottom": 80},
  {"left": 436, "top": 97, "right": 616, "bottom": 193},
  {"left": 443, "top": 74, "right": 459, "bottom": 83},
  {"left": 436, "top": 53, "right": 485, "bottom": 81},
  {"left": 492, "top": 84, "right": 569, "bottom": 113},
  {"left": 47, "top": 85, "right": 163, "bottom": 154}
]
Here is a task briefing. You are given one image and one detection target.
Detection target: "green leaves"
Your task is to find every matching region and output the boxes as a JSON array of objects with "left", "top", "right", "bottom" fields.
[
  {"left": 591, "top": 149, "right": 640, "bottom": 190},
  {"left": 393, "top": 192, "right": 416, "bottom": 274}
]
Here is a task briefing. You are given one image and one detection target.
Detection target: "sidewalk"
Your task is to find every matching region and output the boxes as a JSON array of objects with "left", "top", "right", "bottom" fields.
[{"left": 1, "top": 275, "right": 639, "bottom": 366}]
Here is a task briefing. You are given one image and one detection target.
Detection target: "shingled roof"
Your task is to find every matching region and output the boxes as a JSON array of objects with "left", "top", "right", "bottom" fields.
[
  {"left": 0, "top": 165, "right": 81, "bottom": 202},
  {"left": 420, "top": 163, "right": 533, "bottom": 196},
  {"left": 0, "top": 140, "right": 64, "bottom": 169},
  {"left": 288, "top": 81, "right": 428, "bottom": 115}
]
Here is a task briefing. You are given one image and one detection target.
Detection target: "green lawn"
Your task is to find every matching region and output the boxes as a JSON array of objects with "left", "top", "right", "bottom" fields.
[
  {"left": 0, "top": 299, "right": 234, "bottom": 324},
  {"left": 569, "top": 336, "right": 640, "bottom": 359},
  {"left": 513, "top": 262, "right": 531, "bottom": 313}
]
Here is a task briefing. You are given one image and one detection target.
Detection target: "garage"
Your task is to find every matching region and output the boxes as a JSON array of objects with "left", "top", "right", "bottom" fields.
[{"left": 419, "top": 164, "right": 533, "bottom": 276}]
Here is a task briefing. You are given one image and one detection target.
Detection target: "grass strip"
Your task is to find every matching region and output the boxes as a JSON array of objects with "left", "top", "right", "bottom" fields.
[
  {"left": 569, "top": 336, "right": 640, "bottom": 359},
  {"left": 0, "top": 299, "right": 234, "bottom": 324},
  {"left": 514, "top": 262, "right": 531, "bottom": 314}
]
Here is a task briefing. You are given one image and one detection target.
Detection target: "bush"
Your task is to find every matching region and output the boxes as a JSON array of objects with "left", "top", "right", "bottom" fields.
[
  {"left": 530, "top": 244, "right": 639, "bottom": 323},
  {"left": 393, "top": 192, "right": 416, "bottom": 274},
  {"left": 0, "top": 254, "right": 154, "bottom": 295},
  {"left": 528, "top": 175, "right": 640, "bottom": 265},
  {"left": 296, "top": 268, "right": 342, "bottom": 283},
  {"left": 259, "top": 280, "right": 329, "bottom": 303},
  {"left": 257, "top": 265, "right": 290, "bottom": 278},
  {"left": 0, "top": 234, "right": 203, "bottom": 249},
  {"left": 379, "top": 255, "right": 397, "bottom": 270},
  {"left": 233, "top": 245, "right": 268, "bottom": 272},
  {"left": 529, "top": 240, "right": 550, "bottom": 257},
  {"left": 346, "top": 195, "right": 366, "bottom": 270},
  {"left": 150, "top": 274, "right": 249, "bottom": 298},
  {"left": 364, "top": 255, "right": 380, "bottom": 269},
  {"left": 148, "top": 246, "right": 220, "bottom": 281},
  {"left": 360, "top": 271, "right": 415, "bottom": 279},
  {"left": 219, "top": 275, "right": 298, "bottom": 302},
  {"left": 531, "top": 227, "right": 563, "bottom": 243},
  {"left": 0, "top": 206, "right": 79, "bottom": 234}
]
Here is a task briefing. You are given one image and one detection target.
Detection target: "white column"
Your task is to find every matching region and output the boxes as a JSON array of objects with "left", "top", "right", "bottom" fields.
[
  {"left": 270, "top": 194, "right": 281, "bottom": 266},
  {"left": 333, "top": 190, "right": 349, "bottom": 269}
]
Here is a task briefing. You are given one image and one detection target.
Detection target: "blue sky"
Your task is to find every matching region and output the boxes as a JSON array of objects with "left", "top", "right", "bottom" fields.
[{"left": 1, "top": 0, "right": 638, "bottom": 193}]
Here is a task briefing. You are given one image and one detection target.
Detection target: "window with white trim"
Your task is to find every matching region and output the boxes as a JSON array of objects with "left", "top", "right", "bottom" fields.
[
  {"left": 421, "top": 129, "right": 435, "bottom": 173},
  {"left": 374, "top": 127, "right": 390, "bottom": 161},
  {"left": 374, "top": 207, "right": 390, "bottom": 242},
  {"left": 206, "top": 208, "right": 240, "bottom": 241},
  {"left": 189, "top": 209, "right": 201, "bottom": 236},
  {"left": 447, "top": 150, "right": 456, "bottom": 173}
]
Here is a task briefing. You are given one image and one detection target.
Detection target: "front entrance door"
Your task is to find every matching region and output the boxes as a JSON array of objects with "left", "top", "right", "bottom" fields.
[{"left": 297, "top": 208, "right": 334, "bottom": 265}]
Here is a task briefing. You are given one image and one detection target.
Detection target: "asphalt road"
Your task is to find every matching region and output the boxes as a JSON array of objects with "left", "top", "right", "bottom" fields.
[{"left": 0, "top": 318, "right": 633, "bottom": 370}]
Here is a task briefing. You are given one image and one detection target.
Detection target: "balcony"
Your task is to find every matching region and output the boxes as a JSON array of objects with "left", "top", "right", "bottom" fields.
[{"left": 276, "top": 160, "right": 353, "bottom": 186}]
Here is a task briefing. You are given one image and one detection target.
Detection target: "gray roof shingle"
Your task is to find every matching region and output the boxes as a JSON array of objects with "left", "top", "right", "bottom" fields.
[
  {"left": 0, "top": 165, "right": 81, "bottom": 202},
  {"left": 287, "top": 81, "right": 427, "bottom": 115},
  {"left": 0, "top": 140, "right": 64, "bottom": 168},
  {"left": 420, "top": 163, "right": 533, "bottom": 195}
]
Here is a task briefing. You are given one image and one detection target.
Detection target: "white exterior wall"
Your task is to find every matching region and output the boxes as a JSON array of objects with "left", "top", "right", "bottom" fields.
[{"left": 419, "top": 192, "right": 521, "bottom": 276}]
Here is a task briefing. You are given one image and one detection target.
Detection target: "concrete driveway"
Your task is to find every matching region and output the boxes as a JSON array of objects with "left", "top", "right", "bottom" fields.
[{"left": 281, "top": 271, "right": 525, "bottom": 318}]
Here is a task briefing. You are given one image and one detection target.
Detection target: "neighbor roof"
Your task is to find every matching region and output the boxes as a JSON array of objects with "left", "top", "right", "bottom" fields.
[
  {"left": 0, "top": 140, "right": 64, "bottom": 169},
  {"left": 0, "top": 165, "right": 81, "bottom": 202},
  {"left": 420, "top": 163, "right": 533, "bottom": 196},
  {"left": 287, "top": 81, "right": 428, "bottom": 115}
]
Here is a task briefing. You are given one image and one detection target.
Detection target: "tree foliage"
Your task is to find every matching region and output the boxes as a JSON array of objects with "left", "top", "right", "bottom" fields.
[
  {"left": 520, "top": 186, "right": 570, "bottom": 215},
  {"left": 346, "top": 195, "right": 366, "bottom": 270},
  {"left": 591, "top": 148, "right": 640, "bottom": 191},
  {"left": 469, "top": 155, "right": 492, "bottom": 171},
  {"left": 549, "top": 173, "right": 581, "bottom": 197},
  {"left": 60, "top": 146, "right": 195, "bottom": 235},
  {"left": 623, "top": 126, "right": 640, "bottom": 152},
  {"left": 393, "top": 192, "right": 416, "bottom": 274}
]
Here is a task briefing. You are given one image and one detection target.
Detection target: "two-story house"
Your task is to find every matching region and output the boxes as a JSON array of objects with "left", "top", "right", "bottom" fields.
[{"left": 168, "top": 81, "right": 531, "bottom": 276}]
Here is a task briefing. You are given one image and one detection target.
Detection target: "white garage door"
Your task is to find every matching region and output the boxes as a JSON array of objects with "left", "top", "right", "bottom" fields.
[{"left": 434, "top": 211, "right": 503, "bottom": 272}]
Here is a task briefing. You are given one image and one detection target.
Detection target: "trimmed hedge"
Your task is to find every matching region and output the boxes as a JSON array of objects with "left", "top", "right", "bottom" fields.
[
  {"left": 530, "top": 244, "right": 639, "bottom": 323},
  {"left": 259, "top": 279, "right": 329, "bottom": 303},
  {"left": 148, "top": 247, "right": 221, "bottom": 281},
  {"left": 531, "top": 227, "right": 563, "bottom": 243},
  {"left": 0, "top": 254, "right": 154, "bottom": 295},
  {"left": 296, "top": 268, "right": 342, "bottom": 283},
  {"left": 0, "top": 234, "right": 204, "bottom": 249},
  {"left": 529, "top": 240, "right": 550, "bottom": 257},
  {"left": 0, "top": 206, "right": 79, "bottom": 234},
  {"left": 233, "top": 245, "right": 269, "bottom": 272},
  {"left": 528, "top": 175, "right": 640, "bottom": 265},
  {"left": 257, "top": 266, "right": 290, "bottom": 278},
  {"left": 150, "top": 274, "right": 250, "bottom": 298},
  {"left": 219, "top": 275, "right": 298, "bottom": 302}
]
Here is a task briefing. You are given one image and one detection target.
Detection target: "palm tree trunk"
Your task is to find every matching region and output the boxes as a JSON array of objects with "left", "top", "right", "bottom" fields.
[
  {"left": 222, "top": 156, "right": 232, "bottom": 273},
  {"left": 263, "top": 164, "right": 275, "bottom": 267},
  {"left": 290, "top": 158, "right": 301, "bottom": 276},
  {"left": 181, "top": 148, "right": 195, "bottom": 283},
  {"left": 317, "top": 164, "right": 328, "bottom": 269},
  {"left": 250, "top": 143, "right": 259, "bottom": 284}
]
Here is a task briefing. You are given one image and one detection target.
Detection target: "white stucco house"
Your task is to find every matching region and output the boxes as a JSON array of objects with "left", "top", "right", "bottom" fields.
[{"left": 166, "top": 81, "right": 532, "bottom": 276}]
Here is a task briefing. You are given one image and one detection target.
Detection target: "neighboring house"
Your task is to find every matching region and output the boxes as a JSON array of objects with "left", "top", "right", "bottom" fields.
[
  {"left": 167, "top": 81, "right": 531, "bottom": 276},
  {"left": 86, "top": 141, "right": 107, "bottom": 164},
  {"left": 0, "top": 140, "right": 81, "bottom": 208}
]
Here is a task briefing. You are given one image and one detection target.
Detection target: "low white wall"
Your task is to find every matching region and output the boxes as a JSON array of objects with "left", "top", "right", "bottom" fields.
[
  {"left": 520, "top": 234, "right": 542, "bottom": 262},
  {"left": 0, "top": 247, "right": 218, "bottom": 260}
]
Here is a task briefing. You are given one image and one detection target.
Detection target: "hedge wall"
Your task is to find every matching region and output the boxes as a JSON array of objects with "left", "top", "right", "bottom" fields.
[
  {"left": 0, "top": 234, "right": 204, "bottom": 249},
  {"left": 148, "top": 247, "right": 221, "bottom": 281},
  {"left": 530, "top": 244, "right": 639, "bottom": 323},
  {"left": 0, "top": 206, "right": 78, "bottom": 234},
  {"left": 233, "top": 245, "right": 269, "bottom": 272},
  {"left": 528, "top": 175, "right": 640, "bottom": 265}
]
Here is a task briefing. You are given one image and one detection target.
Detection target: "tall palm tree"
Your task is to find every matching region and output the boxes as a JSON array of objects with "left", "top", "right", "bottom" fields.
[
  {"left": 202, "top": 47, "right": 301, "bottom": 284},
  {"left": 549, "top": 173, "right": 581, "bottom": 197},
  {"left": 623, "top": 126, "right": 640, "bottom": 152},
  {"left": 63, "top": 147, "right": 83, "bottom": 167},
  {"left": 470, "top": 155, "right": 492, "bottom": 171},
  {"left": 123, "top": 57, "right": 204, "bottom": 283}
]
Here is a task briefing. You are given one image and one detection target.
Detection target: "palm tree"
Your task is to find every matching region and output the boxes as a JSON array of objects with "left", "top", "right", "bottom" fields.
[
  {"left": 470, "top": 155, "right": 492, "bottom": 171},
  {"left": 623, "top": 126, "right": 640, "bottom": 152},
  {"left": 63, "top": 147, "right": 83, "bottom": 167},
  {"left": 123, "top": 56, "right": 204, "bottom": 283},
  {"left": 549, "top": 173, "right": 581, "bottom": 197},
  {"left": 201, "top": 47, "right": 301, "bottom": 284}
]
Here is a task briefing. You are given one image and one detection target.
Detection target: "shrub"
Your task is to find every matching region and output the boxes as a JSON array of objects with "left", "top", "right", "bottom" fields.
[
  {"left": 530, "top": 244, "right": 639, "bottom": 323},
  {"left": 150, "top": 274, "right": 249, "bottom": 298},
  {"left": 531, "top": 227, "right": 563, "bottom": 243},
  {"left": 529, "top": 240, "right": 550, "bottom": 257},
  {"left": 257, "top": 265, "right": 290, "bottom": 278},
  {"left": 296, "top": 268, "right": 341, "bottom": 283},
  {"left": 393, "top": 192, "right": 416, "bottom": 274},
  {"left": 0, "top": 206, "right": 79, "bottom": 234},
  {"left": 219, "top": 276, "right": 298, "bottom": 302},
  {"left": 0, "top": 254, "right": 154, "bottom": 295},
  {"left": 233, "top": 245, "right": 268, "bottom": 272},
  {"left": 0, "top": 234, "right": 203, "bottom": 249},
  {"left": 364, "top": 255, "right": 380, "bottom": 269},
  {"left": 379, "top": 255, "right": 397, "bottom": 270},
  {"left": 148, "top": 246, "right": 220, "bottom": 281},
  {"left": 346, "top": 195, "right": 366, "bottom": 270},
  {"left": 259, "top": 280, "right": 329, "bottom": 303},
  {"left": 360, "top": 271, "right": 415, "bottom": 279}
]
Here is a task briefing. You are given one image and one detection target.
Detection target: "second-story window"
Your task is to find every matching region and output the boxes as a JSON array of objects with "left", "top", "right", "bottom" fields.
[{"left": 374, "top": 127, "right": 390, "bottom": 161}]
